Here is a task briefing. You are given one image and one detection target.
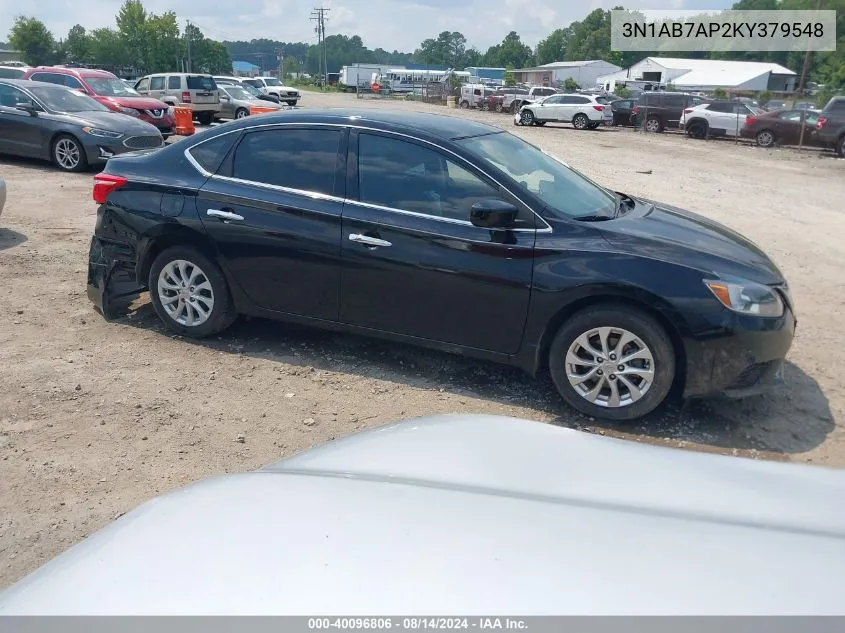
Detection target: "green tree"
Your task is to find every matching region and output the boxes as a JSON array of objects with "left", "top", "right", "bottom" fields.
[
  {"left": 503, "top": 64, "right": 515, "bottom": 86},
  {"left": 64, "top": 24, "right": 91, "bottom": 63},
  {"left": 535, "top": 28, "right": 572, "bottom": 65},
  {"left": 713, "top": 87, "right": 727, "bottom": 98},
  {"left": 563, "top": 77, "right": 579, "bottom": 91},
  {"left": 415, "top": 31, "right": 468, "bottom": 68},
  {"left": 116, "top": 0, "right": 149, "bottom": 69},
  {"left": 88, "top": 28, "right": 128, "bottom": 66},
  {"left": 145, "top": 11, "right": 181, "bottom": 72},
  {"left": 8, "top": 16, "right": 56, "bottom": 65},
  {"left": 615, "top": 85, "right": 631, "bottom": 98},
  {"left": 282, "top": 56, "right": 300, "bottom": 78},
  {"left": 495, "top": 31, "right": 533, "bottom": 68}
]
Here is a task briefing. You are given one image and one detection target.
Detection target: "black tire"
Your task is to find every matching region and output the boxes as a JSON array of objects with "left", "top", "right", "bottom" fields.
[
  {"left": 686, "top": 121, "right": 707, "bottom": 140},
  {"left": 755, "top": 129, "right": 776, "bottom": 148},
  {"left": 572, "top": 113, "right": 589, "bottom": 130},
  {"left": 51, "top": 134, "right": 88, "bottom": 173},
  {"left": 520, "top": 109, "right": 535, "bottom": 125},
  {"left": 286, "top": 100, "right": 297, "bottom": 107},
  {"left": 644, "top": 116, "right": 663, "bottom": 133},
  {"left": 459, "top": 100, "right": 469, "bottom": 109},
  {"left": 533, "top": 120, "right": 546, "bottom": 126},
  {"left": 196, "top": 112, "right": 214, "bottom": 126},
  {"left": 234, "top": 108, "right": 249, "bottom": 120},
  {"left": 588, "top": 122, "right": 601, "bottom": 129},
  {"left": 148, "top": 245, "right": 237, "bottom": 339},
  {"left": 495, "top": 103, "right": 503, "bottom": 113},
  {"left": 548, "top": 305, "right": 676, "bottom": 422},
  {"left": 835, "top": 135, "right": 845, "bottom": 158}
]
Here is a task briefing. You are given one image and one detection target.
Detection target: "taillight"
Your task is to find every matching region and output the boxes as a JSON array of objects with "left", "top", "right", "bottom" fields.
[
  {"left": 593, "top": 105, "right": 604, "bottom": 111},
  {"left": 745, "top": 115, "right": 757, "bottom": 125},
  {"left": 93, "top": 174, "right": 127, "bottom": 204},
  {"left": 817, "top": 116, "right": 827, "bottom": 129},
  {"left": 181, "top": 91, "right": 191, "bottom": 103},
  {"left": 632, "top": 105, "right": 639, "bottom": 114},
  {"left": 683, "top": 108, "right": 693, "bottom": 114}
]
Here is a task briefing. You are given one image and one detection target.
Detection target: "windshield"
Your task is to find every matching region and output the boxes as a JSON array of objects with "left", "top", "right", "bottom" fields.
[
  {"left": 456, "top": 132, "right": 616, "bottom": 220},
  {"left": 86, "top": 77, "right": 140, "bottom": 97},
  {"left": 240, "top": 83, "right": 262, "bottom": 97},
  {"left": 262, "top": 77, "right": 282, "bottom": 86},
  {"left": 223, "top": 86, "right": 254, "bottom": 100},
  {"left": 29, "top": 85, "right": 110, "bottom": 113}
]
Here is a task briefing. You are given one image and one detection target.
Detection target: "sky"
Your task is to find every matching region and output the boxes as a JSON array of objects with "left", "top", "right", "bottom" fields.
[{"left": 0, "top": 0, "right": 735, "bottom": 54}]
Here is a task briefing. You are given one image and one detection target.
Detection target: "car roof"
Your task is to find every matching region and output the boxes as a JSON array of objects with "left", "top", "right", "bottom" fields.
[
  {"left": 0, "top": 78, "right": 69, "bottom": 90},
  {"left": 210, "top": 107, "right": 504, "bottom": 141},
  {"left": 1, "top": 414, "right": 844, "bottom": 615},
  {"left": 29, "top": 66, "right": 115, "bottom": 78}
]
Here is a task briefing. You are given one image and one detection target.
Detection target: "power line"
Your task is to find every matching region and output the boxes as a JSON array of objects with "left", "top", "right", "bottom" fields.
[{"left": 310, "top": 7, "right": 329, "bottom": 85}]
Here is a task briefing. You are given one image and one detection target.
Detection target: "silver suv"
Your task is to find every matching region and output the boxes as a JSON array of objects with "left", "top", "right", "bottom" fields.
[{"left": 134, "top": 73, "right": 220, "bottom": 125}]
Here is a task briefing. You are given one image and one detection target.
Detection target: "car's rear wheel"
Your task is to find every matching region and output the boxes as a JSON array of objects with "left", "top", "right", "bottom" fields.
[
  {"left": 235, "top": 108, "right": 249, "bottom": 119},
  {"left": 148, "top": 246, "right": 236, "bottom": 338},
  {"left": 52, "top": 134, "right": 87, "bottom": 173},
  {"left": 835, "top": 135, "right": 844, "bottom": 158},
  {"left": 548, "top": 305, "right": 675, "bottom": 421},
  {"left": 572, "top": 113, "right": 589, "bottom": 130},
  {"left": 686, "top": 121, "right": 707, "bottom": 140},
  {"left": 645, "top": 116, "right": 662, "bottom": 133},
  {"left": 520, "top": 109, "right": 535, "bottom": 125},
  {"left": 755, "top": 129, "right": 776, "bottom": 147}
]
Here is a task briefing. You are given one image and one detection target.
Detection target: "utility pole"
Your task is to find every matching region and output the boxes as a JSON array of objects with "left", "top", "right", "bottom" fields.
[
  {"left": 185, "top": 19, "right": 193, "bottom": 73},
  {"left": 797, "top": 0, "right": 823, "bottom": 95},
  {"left": 310, "top": 7, "right": 329, "bottom": 85}
]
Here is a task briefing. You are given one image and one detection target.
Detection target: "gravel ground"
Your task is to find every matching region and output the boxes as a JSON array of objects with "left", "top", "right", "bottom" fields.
[{"left": 1, "top": 90, "right": 843, "bottom": 588}]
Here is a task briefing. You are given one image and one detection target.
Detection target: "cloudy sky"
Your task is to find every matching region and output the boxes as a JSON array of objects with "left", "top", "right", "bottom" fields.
[{"left": 1, "top": 0, "right": 734, "bottom": 53}]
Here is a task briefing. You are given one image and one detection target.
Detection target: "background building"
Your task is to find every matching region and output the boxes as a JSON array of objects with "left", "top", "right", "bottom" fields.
[
  {"left": 232, "top": 60, "right": 260, "bottom": 77},
  {"left": 512, "top": 60, "right": 622, "bottom": 87},
  {"left": 596, "top": 57, "right": 797, "bottom": 93},
  {"left": 466, "top": 66, "right": 506, "bottom": 82}
]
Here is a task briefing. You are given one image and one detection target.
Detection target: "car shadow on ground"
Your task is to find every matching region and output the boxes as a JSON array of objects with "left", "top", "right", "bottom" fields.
[
  {"left": 0, "top": 227, "right": 27, "bottom": 251},
  {"left": 113, "top": 296, "right": 834, "bottom": 460}
]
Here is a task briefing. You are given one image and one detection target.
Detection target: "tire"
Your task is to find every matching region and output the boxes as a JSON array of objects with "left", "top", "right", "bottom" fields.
[
  {"left": 196, "top": 112, "right": 213, "bottom": 126},
  {"left": 495, "top": 103, "right": 503, "bottom": 113},
  {"left": 459, "top": 100, "right": 469, "bottom": 109},
  {"left": 520, "top": 109, "right": 535, "bottom": 126},
  {"left": 533, "top": 120, "right": 546, "bottom": 127},
  {"left": 837, "top": 135, "right": 845, "bottom": 158},
  {"left": 52, "top": 134, "right": 88, "bottom": 173},
  {"left": 686, "top": 121, "right": 707, "bottom": 140},
  {"left": 755, "top": 129, "right": 776, "bottom": 148},
  {"left": 286, "top": 101, "right": 297, "bottom": 107},
  {"left": 148, "top": 246, "right": 237, "bottom": 339},
  {"left": 588, "top": 122, "right": 601, "bottom": 129},
  {"left": 482, "top": 102, "right": 490, "bottom": 111},
  {"left": 235, "top": 108, "right": 249, "bottom": 119},
  {"left": 572, "top": 113, "right": 589, "bottom": 130},
  {"left": 548, "top": 305, "right": 676, "bottom": 421},
  {"left": 645, "top": 116, "right": 662, "bottom": 133}
]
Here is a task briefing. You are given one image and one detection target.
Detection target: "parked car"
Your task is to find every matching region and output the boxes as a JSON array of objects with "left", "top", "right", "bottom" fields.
[
  {"left": 741, "top": 108, "right": 822, "bottom": 148},
  {"left": 0, "top": 65, "right": 28, "bottom": 79},
  {"left": 213, "top": 76, "right": 279, "bottom": 103},
  {"left": 3, "top": 412, "right": 844, "bottom": 615},
  {"left": 0, "top": 79, "right": 163, "bottom": 172},
  {"left": 218, "top": 84, "right": 283, "bottom": 119},
  {"left": 637, "top": 91, "right": 710, "bottom": 132},
  {"left": 679, "top": 101, "right": 764, "bottom": 139},
  {"left": 0, "top": 175, "right": 5, "bottom": 217},
  {"left": 459, "top": 83, "right": 489, "bottom": 109},
  {"left": 506, "top": 86, "right": 557, "bottom": 115},
  {"left": 764, "top": 100, "right": 787, "bottom": 111},
  {"left": 22, "top": 66, "right": 175, "bottom": 138},
  {"left": 482, "top": 88, "right": 508, "bottom": 112},
  {"left": 85, "top": 109, "right": 795, "bottom": 421},
  {"left": 608, "top": 98, "right": 637, "bottom": 126},
  {"left": 814, "top": 96, "right": 845, "bottom": 157},
  {"left": 241, "top": 76, "right": 300, "bottom": 106},
  {"left": 516, "top": 94, "right": 612, "bottom": 129},
  {"left": 133, "top": 73, "right": 220, "bottom": 125}
]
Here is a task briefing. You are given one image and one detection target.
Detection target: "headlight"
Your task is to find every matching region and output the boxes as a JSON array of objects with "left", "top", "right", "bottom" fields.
[
  {"left": 704, "top": 279, "right": 784, "bottom": 317},
  {"left": 82, "top": 127, "right": 123, "bottom": 139},
  {"left": 119, "top": 107, "right": 140, "bottom": 117}
]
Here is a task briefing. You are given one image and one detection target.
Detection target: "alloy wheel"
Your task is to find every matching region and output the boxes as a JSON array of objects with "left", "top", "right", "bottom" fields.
[
  {"left": 573, "top": 115, "right": 588, "bottom": 129},
  {"left": 565, "top": 326, "right": 655, "bottom": 408},
  {"left": 157, "top": 259, "right": 215, "bottom": 327},
  {"left": 236, "top": 109, "right": 248, "bottom": 119},
  {"left": 645, "top": 118, "right": 660, "bottom": 133},
  {"left": 756, "top": 130, "right": 775, "bottom": 147},
  {"left": 520, "top": 110, "right": 534, "bottom": 125},
  {"left": 55, "top": 138, "right": 81, "bottom": 170}
]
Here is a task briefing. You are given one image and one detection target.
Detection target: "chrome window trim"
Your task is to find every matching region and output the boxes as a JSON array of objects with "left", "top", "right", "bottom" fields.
[{"left": 182, "top": 121, "right": 553, "bottom": 233}]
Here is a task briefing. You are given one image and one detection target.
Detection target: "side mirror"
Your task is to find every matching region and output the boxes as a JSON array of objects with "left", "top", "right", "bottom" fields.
[
  {"left": 221, "top": 95, "right": 230, "bottom": 101},
  {"left": 470, "top": 199, "right": 518, "bottom": 229},
  {"left": 16, "top": 103, "right": 40, "bottom": 116}
]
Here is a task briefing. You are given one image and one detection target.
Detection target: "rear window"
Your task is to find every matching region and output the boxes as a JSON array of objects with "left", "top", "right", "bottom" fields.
[
  {"left": 187, "top": 75, "right": 216, "bottom": 91},
  {"left": 825, "top": 98, "right": 845, "bottom": 114},
  {"left": 188, "top": 133, "right": 237, "bottom": 175}
]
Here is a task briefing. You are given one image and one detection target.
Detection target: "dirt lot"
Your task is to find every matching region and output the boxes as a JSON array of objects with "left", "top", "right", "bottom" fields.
[{"left": 1, "top": 90, "right": 844, "bottom": 587}]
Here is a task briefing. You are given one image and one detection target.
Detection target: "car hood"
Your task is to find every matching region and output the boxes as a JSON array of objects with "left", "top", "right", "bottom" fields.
[
  {"left": 96, "top": 95, "right": 169, "bottom": 110},
  {"left": 1, "top": 414, "right": 844, "bottom": 615},
  {"left": 52, "top": 110, "right": 162, "bottom": 135},
  {"left": 599, "top": 198, "right": 784, "bottom": 285}
]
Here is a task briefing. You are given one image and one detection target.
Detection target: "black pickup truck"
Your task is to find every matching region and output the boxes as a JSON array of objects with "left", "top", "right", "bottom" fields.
[{"left": 815, "top": 96, "right": 845, "bottom": 157}]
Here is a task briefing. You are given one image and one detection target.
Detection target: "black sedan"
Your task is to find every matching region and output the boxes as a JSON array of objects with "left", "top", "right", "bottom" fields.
[
  {"left": 0, "top": 79, "right": 163, "bottom": 172},
  {"left": 86, "top": 109, "right": 796, "bottom": 421}
]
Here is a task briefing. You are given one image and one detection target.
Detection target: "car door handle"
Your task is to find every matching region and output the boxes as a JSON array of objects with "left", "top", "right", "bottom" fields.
[
  {"left": 207, "top": 209, "right": 244, "bottom": 222},
  {"left": 349, "top": 233, "right": 392, "bottom": 248}
]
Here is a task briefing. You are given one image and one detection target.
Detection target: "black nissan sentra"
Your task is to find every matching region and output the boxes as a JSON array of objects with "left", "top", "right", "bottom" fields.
[{"left": 86, "top": 109, "right": 796, "bottom": 421}]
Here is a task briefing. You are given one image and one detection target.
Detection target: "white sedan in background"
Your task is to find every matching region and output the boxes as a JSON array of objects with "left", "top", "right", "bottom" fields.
[{"left": 1, "top": 413, "right": 844, "bottom": 615}]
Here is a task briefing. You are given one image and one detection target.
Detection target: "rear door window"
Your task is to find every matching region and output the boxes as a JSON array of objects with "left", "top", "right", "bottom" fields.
[
  {"left": 167, "top": 76, "right": 181, "bottom": 89},
  {"left": 231, "top": 128, "right": 342, "bottom": 196}
]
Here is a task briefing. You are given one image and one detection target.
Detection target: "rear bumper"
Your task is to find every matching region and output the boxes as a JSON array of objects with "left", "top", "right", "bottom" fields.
[{"left": 87, "top": 236, "right": 144, "bottom": 319}]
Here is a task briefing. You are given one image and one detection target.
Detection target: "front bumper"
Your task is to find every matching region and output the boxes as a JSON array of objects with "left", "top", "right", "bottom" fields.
[
  {"left": 683, "top": 306, "right": 797, "bottom": 399},
  {"left": 87, "top": 236, "right": 144, "bottom": 319}
]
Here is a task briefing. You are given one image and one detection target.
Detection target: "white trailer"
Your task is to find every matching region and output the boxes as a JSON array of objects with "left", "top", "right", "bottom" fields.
[{"left": 340, "top": 64, "right": 393, "bottom": 92}]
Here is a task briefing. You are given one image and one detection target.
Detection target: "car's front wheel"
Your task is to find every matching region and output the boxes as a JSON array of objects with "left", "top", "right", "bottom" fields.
[
  {"left": 548, "top": 305, "right": 675, "bottom": 421},
  {"left": 837, "top": 135, "right": 845, "bottom": 158},
  {"left": 148, "top": 246, "right": 237, "bottom": 338},
  {"left": 286, "top": 101, "right": 297, "bottom": 107},
  {"left": 520, "top": 109, "right": 535, "bottom": 125},
  {"left": 52, "top": 134, "right": 87, "bottom": 173}
]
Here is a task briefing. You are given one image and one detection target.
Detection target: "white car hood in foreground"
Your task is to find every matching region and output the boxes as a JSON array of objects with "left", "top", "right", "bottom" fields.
[{"left": 2, "top": 414, "right": 845, "bottom": 615}]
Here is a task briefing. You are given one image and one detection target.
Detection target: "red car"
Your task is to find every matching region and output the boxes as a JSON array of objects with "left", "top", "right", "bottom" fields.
[{"left": 22, "top": 66, "right": 175, "bottom": 137}]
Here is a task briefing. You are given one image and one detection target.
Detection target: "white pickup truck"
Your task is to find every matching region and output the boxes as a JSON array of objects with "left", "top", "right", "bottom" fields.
[
  {"left": 242, "top": 77, "right": 301, "bottom": 106},
  {"left": 503, "top": 86, "right": 558, "bottom": 114}
]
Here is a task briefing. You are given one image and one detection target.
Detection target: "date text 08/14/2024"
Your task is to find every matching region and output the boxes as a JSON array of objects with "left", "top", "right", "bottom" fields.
[{"left": 308, "top": 618, "right": 528, "bottom": 630}]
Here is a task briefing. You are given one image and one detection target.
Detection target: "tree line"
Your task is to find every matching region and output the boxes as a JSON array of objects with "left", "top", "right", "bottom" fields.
[{"left": 6, "top": 0, "right": 844, "bottom": 89}]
